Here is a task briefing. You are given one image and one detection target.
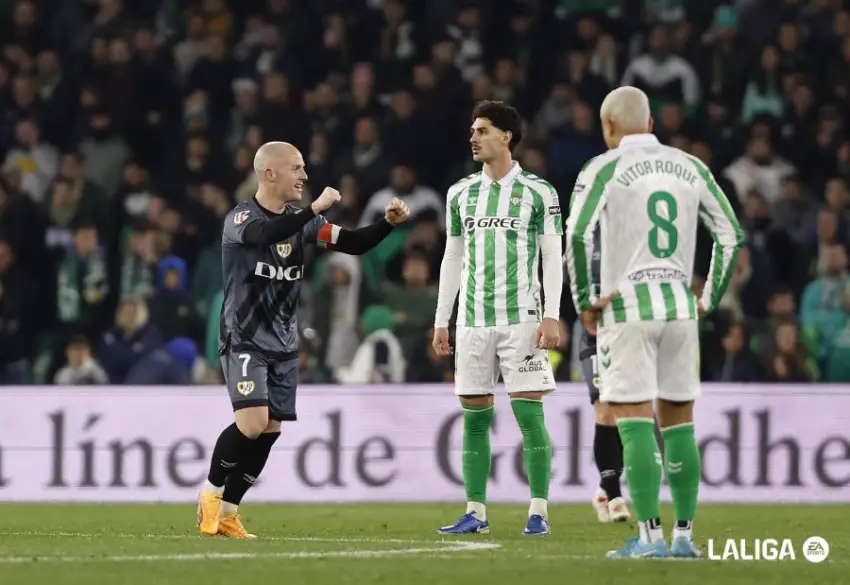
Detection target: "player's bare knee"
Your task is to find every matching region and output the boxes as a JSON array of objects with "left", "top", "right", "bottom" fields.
[
  {"left": 656, "top": 399, "right": 694, "bottom": 428},
  {"left": 459, "top": 395, "right": 494, "bottom": 408},
  {"left": 264, "top": 420, "right": 281, "bottom": 434},
  {"left": 508, "top": 391, "right": 544, "bottom": 401},
  {"left": 608, "top": 401, "right": 653, "bottom": 421},
  {"left": 235, "top": 407, "right": 269, "bottom": 438},
  {"left": 594, "top": 401, "right": 617, "bottom": 426}
]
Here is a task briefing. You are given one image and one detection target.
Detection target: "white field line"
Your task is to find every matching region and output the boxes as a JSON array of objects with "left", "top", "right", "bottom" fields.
[{"left": 0, "top": 535, "right": 500, "bottom": 564}]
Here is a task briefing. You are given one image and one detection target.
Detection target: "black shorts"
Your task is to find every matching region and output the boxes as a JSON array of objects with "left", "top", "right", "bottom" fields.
[
  {"left": 580, "top": 346, "right": 600, "bottom": 405},
  {"left": 221, "top": 351, "right": 299, "bottom": 422}
]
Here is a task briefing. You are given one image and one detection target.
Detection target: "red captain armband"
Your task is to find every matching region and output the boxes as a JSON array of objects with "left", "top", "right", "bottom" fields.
[{"left": 316, "top": 223, "right": 341, "bottom": 249}]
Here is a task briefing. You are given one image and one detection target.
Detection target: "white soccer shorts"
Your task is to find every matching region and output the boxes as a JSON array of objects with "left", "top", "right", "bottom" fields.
[
  {"left": 454, "top": 322, "right": 556, "bottom": 395},
  {"left": 596, "top": 319, "right": 701, "bottom": 404}
]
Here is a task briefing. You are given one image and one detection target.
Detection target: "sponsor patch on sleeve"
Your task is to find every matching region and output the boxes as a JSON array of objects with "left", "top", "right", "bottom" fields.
[
  {"left": 234, "top": 210, "right": 250, "bottom": 225},
  {"left": 572, "top": 183, "right": 586, "bottom": 193},
  {"left": 548, "top": 205, "right": 561, "bottom": 215}
]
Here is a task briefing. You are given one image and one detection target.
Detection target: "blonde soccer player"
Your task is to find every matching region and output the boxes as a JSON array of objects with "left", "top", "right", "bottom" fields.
[{"left": 566, "top": 87, "right": 744, "bottom": 558}]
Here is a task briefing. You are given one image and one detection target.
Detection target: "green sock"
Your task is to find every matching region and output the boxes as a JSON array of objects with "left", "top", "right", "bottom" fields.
[
  {"left": 510, "top": 399, "right": 552, "bottom": 500},
  {"left": 661, "top": 422, "right": 700, "bottom": 524},
  {"left": 462, "top": 405, "right": 494, "bottom": 504},
  {"left": 617, "top": 419, "right": 662, "bottom": 522}
]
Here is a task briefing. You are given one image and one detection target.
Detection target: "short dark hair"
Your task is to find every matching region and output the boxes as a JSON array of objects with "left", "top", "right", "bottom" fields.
[{"left": 471, "top": 100, "right": 523, "bottom": 150}]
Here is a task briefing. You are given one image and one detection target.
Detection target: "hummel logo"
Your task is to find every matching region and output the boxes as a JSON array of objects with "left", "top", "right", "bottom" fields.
[
  {"left": 600, "top": 346, "right": 610, "bottom": 355},
  {"left": 221, "top": 461, "right": 238, "bottom": 469},
  {"left": 667, "top": 461, "right": 683, "bottom": 474}
]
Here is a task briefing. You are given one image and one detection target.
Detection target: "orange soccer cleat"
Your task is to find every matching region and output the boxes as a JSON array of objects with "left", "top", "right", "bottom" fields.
[
  {"left": 197, "top": 491, "right": 222, "bottom": 536},
  {"left": 217, "top": 513, "right": 257, "bottom": 539}
]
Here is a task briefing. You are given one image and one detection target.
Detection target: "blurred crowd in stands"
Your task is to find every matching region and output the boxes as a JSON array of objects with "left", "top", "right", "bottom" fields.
[{"left": 0, "top": 0, "right": 849, "bottom": 386}]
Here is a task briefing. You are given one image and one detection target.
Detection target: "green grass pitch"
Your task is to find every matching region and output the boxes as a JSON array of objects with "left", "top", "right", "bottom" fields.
[{"left": 0, "top": 503, "right": 844, "bottom": 585}]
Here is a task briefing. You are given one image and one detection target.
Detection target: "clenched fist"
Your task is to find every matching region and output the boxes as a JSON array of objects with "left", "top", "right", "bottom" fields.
[
  {"left": 311, "top": 187, "right": 341, "bottom": 214},
  {"left": 385, "top": 198, "right": 410, "bottom": 225}
]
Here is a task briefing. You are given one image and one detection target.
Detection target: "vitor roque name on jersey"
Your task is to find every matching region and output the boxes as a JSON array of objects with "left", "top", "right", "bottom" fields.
[
  {"left": 254, "top": 262, "right": 303, "bottom": 281},
  {"left": 464, "top": 216, "right": 522, "bottom": 233}
]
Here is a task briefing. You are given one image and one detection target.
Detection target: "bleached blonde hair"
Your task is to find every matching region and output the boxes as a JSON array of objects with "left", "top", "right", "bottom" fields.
[{"left": 599, "top": 86, "right": 651, "bottom": 132}]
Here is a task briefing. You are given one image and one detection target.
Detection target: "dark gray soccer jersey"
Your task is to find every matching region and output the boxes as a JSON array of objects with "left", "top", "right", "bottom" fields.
[
  {"left": 220, "top": 198, "right": 327, "bottom": 358},
  {"left": 579, "top": 226, "right": 601, "bottom": 356}
]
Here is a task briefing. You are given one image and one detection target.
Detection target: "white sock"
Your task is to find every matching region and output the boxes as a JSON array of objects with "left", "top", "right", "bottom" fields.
[
  {"left": 202, "top": 479, "right": 224, "bottom": 495},
  {"left": 528, "top": 498, "right": 548, "bottom": 518},
  {"left": 466, "top": 501, "right": 486, "bottom": 521},
  {"left": 638, "top": 520, "right": 664, "bottom": 544},
  {"left": 219, "top": 501, "right": 238, "bottom": 517},
  {"left": 672, "top": 521, "right": 693, "bottom": 542}
]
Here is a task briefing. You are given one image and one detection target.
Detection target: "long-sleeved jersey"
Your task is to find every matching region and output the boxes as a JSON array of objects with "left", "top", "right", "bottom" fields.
[
  {"left": 565, "top": 133, "right": 744, "bottom": 325},
  {"left": 434, "top": 162, "right": 563, "bottom": 328}
]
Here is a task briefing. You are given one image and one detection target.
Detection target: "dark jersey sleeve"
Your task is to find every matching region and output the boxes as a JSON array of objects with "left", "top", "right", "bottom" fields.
[
  {"left": 303, "top": 214, "right": 329, "bottom": 244},
  {"left": 222, "top": 207, "right": 263, "bottom": 246}
]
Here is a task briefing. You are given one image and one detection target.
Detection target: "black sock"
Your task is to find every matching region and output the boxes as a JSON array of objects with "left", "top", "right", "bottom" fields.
[
  {"left": 594, "top": 423, "right": 624, "bottom": 499},
  {"left": 207, "top": 423, "right": 255, "bottom": 488},
  {"left": 222, "top": 432, "right": 280, "bottom": 506}
]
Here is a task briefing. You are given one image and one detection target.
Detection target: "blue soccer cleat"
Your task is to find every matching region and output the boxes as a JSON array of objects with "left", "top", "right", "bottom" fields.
[
  {"left": 606, "top": 537, "right": 669, "bottom": 559},
  {"left": 670, "top": 536, "right": 703, "bottom": 559},
  {"left": 437, "top": 512, "right": 490, "bottom": 535},
  {"left": 522, "top": 514, "right": 550, "bottom": 536}
]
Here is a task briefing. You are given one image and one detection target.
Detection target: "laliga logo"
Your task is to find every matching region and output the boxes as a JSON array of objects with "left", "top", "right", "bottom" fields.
[{"left": 706, "top": 536, "right": 829, "bottom": 562}]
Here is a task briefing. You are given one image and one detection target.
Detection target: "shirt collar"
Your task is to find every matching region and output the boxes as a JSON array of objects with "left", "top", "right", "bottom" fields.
[
  {"left": 618, "top": 134, "right": 660, "bottom": 147},
  {"left": 480, "top": 161, "right": 523, "bottom": 187}
]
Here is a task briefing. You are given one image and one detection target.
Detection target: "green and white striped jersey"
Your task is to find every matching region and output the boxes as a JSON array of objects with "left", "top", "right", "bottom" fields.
[
  {"left": 446, "top": 162, "right": 563, "bottom": 327},
  {"left": 565, "top": 134, "right": 744, "bottom": 324}
]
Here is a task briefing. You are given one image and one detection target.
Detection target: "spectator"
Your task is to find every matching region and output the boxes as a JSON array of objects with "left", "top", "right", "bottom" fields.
[
  {"left": 406, "top": 326, "right": 453, "bottom": 383},
  {"left": 2, "top": 117, "right": 59, "bottom": 202},
  {"left": 53, "top": 335, "right": 109, "bottom": 385},
  {"left": 96, "top": 298, "right": 161, "bottom": 383},
  {"left": 447, "top": 5, "right": 484, "bottom": 83},
  {"left": 765, "top": 320, "right": 818, "bottom": 382},
  {"left": 621, "top": 24, "right": 701, "bottom": 117},
  {"left": 336, "top": 305, "right": 406, "bottom": 384},
  {"left": 801, "top": 242, "right": 850, "bottom": 369},
  {"left": 149, "top": 256, "right": 203, "bottom": 344},
  {"left": 77, "top": 108, "right": 131, "bottom": 197},
  {"left": 119, "top": 221, "right": 156, "bottom": 301},
  {"left": 381, "top": 251, "right": 437, "bottom": 359},
  {"left": 534, "top": 78, "right": 574, "bottom": 139},
  {"left": 174, "top": 10, "right": 208, "bottom": 83},
  {"left": 0, "top": 238, "right": 37, "bottom": 384},
  {"left": 713, "top": 322, "right": 765, "bottom": 382},
  {"left": 124, "top": 337, "right": 199, "bottom": 385},
  {"left": 741, "top": 45, "right": 785, "bottom": 124},
  {"left": 56, "top": 224, "right": 110, "bottom": 337},
  {"left": 315, "top": 252, "right": 362, "bottom": 373},
  {"left": 722, "top": 136, "right": 796, "bottom": 206},
  {"left": 359, "top": 163, "right": 443, "bottom": 227},
  {"left": 226, "top": 78, "right": 259, "bottom": 153},
  {"left": 335, "top": 115, "right": 391, "bottom": 199}
]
